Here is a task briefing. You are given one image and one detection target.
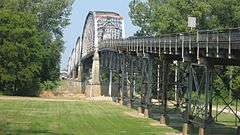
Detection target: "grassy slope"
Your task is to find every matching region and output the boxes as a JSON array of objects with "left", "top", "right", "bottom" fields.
[{"left": 0, "top": 98, "right": 179, "bottom": 135}]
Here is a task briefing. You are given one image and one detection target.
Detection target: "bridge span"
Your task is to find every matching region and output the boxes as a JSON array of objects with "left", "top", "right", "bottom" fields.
[{"left": 67, "top": 11, "right": 240, "bottom": 135}]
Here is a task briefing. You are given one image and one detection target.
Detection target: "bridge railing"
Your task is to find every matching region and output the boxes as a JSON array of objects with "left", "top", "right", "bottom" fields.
[{"left": 99, "top": 28, "right": 240, "bottom": 52}]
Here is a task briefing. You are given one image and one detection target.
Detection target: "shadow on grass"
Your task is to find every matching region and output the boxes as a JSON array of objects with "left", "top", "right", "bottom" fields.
[
  {"left": 121, "top": 97, "right": 238, "bottom": 135},
  {"left": 1, "top": 128, "right": 72, "bottom": 135}
]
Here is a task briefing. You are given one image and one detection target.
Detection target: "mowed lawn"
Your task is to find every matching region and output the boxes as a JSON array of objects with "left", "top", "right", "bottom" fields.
[{"left": 0, "top": 97, "right": 179, "bottom": 135}]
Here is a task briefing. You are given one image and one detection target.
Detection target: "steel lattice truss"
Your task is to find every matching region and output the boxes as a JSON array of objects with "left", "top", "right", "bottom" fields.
[
  {"left": 67, "top": 11, "right": 125, "bottom": 78},
  {"left": 81, "top": 11, "right": 125, "bottom": 58},
  {"left": 82, "top": 12, "right": 95, "bottom": 58},
  {"left": 97, "top": 13, "right": 124, "bottom": 41}
]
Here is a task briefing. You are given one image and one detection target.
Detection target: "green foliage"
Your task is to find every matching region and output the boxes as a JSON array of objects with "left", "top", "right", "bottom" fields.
[
  {"left": 129, "top": 0, "right": 240, "bottom": 36},
  {"left": 213, "top": 66, "right": 240, "bottom": 100},
  {"left": 40, "top": 80, "right": 60, "bottom": 91},
  {"left": 229, "top": 67, "right": 240, "bottom": 99},
  {"left": 0, "top": 10, "right": 44, "bottom": 96},
  {"left": 0, "top": 0, "right": 73, "bottom": 96},
  {"left": 41, "top": 38, "right": 64, "bottom": 82}
]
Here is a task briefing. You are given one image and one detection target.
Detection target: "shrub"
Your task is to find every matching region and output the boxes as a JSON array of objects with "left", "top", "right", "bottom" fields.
[{"left": 40, "top": 80, "right": 60, "bottom": 91}]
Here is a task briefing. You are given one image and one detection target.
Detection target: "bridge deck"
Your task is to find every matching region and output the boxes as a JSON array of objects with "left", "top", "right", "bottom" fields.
[{"left": 99, "top": 29, "right": 240, "bottom": 65}]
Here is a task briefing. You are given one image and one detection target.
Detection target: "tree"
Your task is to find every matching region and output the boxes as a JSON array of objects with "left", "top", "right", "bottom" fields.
[
  {"left": 0, "top": 10, "right": 45, "bottom": 95},
  {"left": 129, "top": 0, "right": 240, "bottom": 36},
  {"left": 35, "top": 0, "right": 73, "bottom": 82},
  {"left": 0, "top": 0, "right": 74, "bottom": 95}
]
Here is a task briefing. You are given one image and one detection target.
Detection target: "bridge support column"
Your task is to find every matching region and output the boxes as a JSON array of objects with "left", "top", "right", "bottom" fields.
[
  {"left": 86, "top": 50, "right": 101, "bottom": 97},
  {"left": 116, "top": 53, "right": 121, "bottom": 103},
  {"left": 182, "top": 123, "right": 194, "bottom": 135},
  {"left": 124, "top": 54, "right": 132, "bottom": 107},
  {"left": 119, "top": 53, "right": 126, "bottom": 105},
  {"left": 160, "top": 58, "right": 170, "bottom": 124},
  {"left": 129, "top": 56, "right": 135, "bottom": 108},
  {"left": 139, "top": 54, "right": 152, "bottom": 117},
  {"left": 199, "top": 126, "right": 206, "bottom": 135},
  {"left": 117, "top": 73, "right": 121, "bottom": 104},
  {"left": 108, "top": 52, "right": 113, "bottom": 97},
  {"left": 185, "top": 63, "right": 193, "bottom": 125},
  {"left": 139, "top": 56, "right": 145, "bottom": 115},
  {"left": 145, "top": 54, "right": 153, "bottom": 117},
  {"left": 72, "top": 69, "right": 76, "bottom": 80},
  {"left": 109, "top": 69, "right": 113, "bottom": 97},
  {"left": 174, "top": 61, "right": 180, "bottom": 108},
  {"left": 78, "top": 62, "right": 84, "bottom": 93},
  {"left": 182, "top": 123, "right": 188, "bottom": 135},
  {"left": 199, "top": 64, "right": 213, "bottom": 135}
]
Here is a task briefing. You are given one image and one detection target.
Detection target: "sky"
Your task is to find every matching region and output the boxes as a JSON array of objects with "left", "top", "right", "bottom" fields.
[{"left": 61, "top": 0, "right": 139, "bottom": 70}]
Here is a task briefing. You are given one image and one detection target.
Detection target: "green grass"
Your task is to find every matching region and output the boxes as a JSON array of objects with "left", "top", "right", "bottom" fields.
[{"left": 0, "top": 98, "right": 179, "bottom": 135}]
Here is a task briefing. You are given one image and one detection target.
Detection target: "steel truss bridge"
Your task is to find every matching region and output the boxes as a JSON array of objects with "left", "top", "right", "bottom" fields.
[{"left": 67, "top": 11, "right": 240, "bottom": 135}]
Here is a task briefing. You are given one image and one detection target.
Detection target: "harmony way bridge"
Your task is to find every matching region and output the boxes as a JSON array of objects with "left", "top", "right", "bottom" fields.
[{"left": 67, "top": 11, "right": 240, "bottom": 135}]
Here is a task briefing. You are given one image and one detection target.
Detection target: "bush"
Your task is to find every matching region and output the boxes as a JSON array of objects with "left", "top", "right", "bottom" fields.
[
  {"left": 40, "top": 81, "right": 60, "bottom": 91},
  {"left": 15, "top": 78, "right": 41, "bottom": 97}
]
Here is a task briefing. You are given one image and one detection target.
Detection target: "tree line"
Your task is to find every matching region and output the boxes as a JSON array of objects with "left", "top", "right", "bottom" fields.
[
  {"left": 129, "top": 0, "right": 240, "bottom": 36},
  {"left": 0, "top": 0, "right": 74, "bottom": 96}
]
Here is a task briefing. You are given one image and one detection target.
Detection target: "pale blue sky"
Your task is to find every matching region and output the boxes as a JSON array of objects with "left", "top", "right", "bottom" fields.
[{"left": 61, "top": 0, "right": 139, "bottom": 70}]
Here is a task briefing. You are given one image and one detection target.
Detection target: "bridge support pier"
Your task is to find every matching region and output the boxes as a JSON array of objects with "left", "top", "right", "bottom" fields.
[
  {"left": 78, "top": 62, "right": 84, "bottom": 93},
  {"left": 119, "top": 53, "right": 126, "bottom": 105},
  {"left": 144, "top": 106, "right": 149, "bottom": 117},
  {"left": 129, "top": 56, "right": 135, "bottom": 108},
  {"left": 72, "top": 69, "right": 76, "bottom": 80},
  {"left": 160, "top": 115, "right": 166, "bottom": 125},
  {"left": 116, "top": 54, "right": 122, "bottom": 104},
  {"left": 108, "top": 69, "right": 113, "bottom": 97},
  {"left": 138, "top": 54, "right": 152, "bottom": 117},
  {"left": 160, "top": 58, "right": 170, "bottom": 125},
  {"left": 199, "top": 126, "right": 206, "bottom": 135},
  {"left": 182, "top": 123, "right": 188, "bottom": 135},
  {"left": 182, "top": 123, "right": 194, "bottom": 135},
  {"left": 108, "top": 52, "right": 113, "bottom": 97},
  {"left": 85, "top": 50, "right": 101, "bottom": 97}
]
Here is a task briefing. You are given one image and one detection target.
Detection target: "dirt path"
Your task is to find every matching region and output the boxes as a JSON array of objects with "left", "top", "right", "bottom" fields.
[
  {"left": 0, "top": 95, "right": 115, "bottom": 102},
  {"left": 0, "top": 96, "right": 85, "bottom": 102}
]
